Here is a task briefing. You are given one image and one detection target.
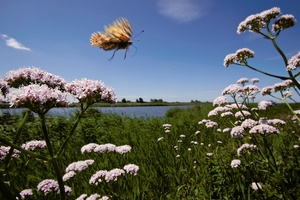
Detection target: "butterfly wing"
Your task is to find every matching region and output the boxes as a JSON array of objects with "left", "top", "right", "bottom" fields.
[{"left": 90, "top": 18, "right": 132, "bottom": 51}]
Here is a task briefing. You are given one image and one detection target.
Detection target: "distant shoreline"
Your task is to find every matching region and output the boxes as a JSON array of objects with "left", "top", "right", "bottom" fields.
[{"left": 0, "top": 102, "right": 201, "bottom": 109}]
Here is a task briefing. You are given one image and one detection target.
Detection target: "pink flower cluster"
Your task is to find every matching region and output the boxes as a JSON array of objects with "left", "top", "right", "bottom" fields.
[
  {"left": 21, "top": 140, "right": 47, "bottom": 151},
  {"left": 212, "top": 96, "right": 228, "bottom": 106},
  {"left": 230, "top": 126, "right": 244, "bottom": 139},
  {"left": 231, "top": 159, "right": 241, "bottom": 168},
  {"left": 222, "top": 84, "right": 244, "bottom": 95},
  {"left": 223, "top": 48, "right": 255, "bottom": 67},
  {"left": 273, "top": 14, "right": 297, "bottom": 32},
  {"left": 6, "top": 84, "right": 69, "bottom": 113},
  {"left": 258, "top": 100, "right": 276, "bottom": 110},
  {"left": 65, "top": 78, "right": 117, "bottom": 104},
  {"left": 198, "top": 119, "right": 218, "bottom": 128},
  {"left": 0, "top": 146, "right": 20, "bottom": 160},
  {"left": 17, "top": 189, "right": 33, "bottom": 199},
  {"left": 237, "top": 143, "right": 259, "bottom": 156},
  {"left": 123, "top": 164, "right": 139, "bottom": 176},
  {"left": 287, "top": 52, "right": 300, "bottom": 71},
  {"left": 249, "top": 124, "right": 280, "bottom": 134},
  {"left": 89, "top": 164, "right": 139, "bottom": 185},
  {"left": 65, "top": 159, "right": 94, "bottom": 173},
  {"left": 237, "top": 7, "right": 281, "bottom": 34},
  {"left": 4, "top": 67, "right": 66, "bottom": 90},
  {"left": 37, "top": 179, "right": 72, "bottom": 196},
  {"left": 81, "top": 143, "right": 131, "bottom": 154}
]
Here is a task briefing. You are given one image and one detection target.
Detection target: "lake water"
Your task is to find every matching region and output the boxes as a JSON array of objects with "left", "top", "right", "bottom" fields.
[{"left": 0, "top": 105, "right": 191, "bottom": 118}]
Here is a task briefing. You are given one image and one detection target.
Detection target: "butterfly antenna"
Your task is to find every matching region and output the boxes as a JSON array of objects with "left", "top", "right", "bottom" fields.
[{"left": 132, "top": 29, "right": 145, "bottom": 40}]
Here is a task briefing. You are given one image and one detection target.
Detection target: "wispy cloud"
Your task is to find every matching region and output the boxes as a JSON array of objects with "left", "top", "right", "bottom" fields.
[
  {"left": 0, "top": 34, "right": 31, "bottom": 51},
  {"left": 157, "top": 0, "right": 209, "bottom": 23}
]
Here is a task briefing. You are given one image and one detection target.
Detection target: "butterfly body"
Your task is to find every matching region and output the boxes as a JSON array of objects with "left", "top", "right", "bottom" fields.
[{"left": 90, "top": 18, "right": 133, "bottom": 60}]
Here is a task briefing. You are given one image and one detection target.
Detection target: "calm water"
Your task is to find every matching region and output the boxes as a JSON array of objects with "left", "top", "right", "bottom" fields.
[{"left": 0, "top": 105, "right": 191, "bottom": 118}]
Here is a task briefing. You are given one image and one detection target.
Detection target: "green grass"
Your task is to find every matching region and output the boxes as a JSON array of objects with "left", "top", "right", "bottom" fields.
[{"left": 1, "top": 103, "right": 300, "bottom": 199}]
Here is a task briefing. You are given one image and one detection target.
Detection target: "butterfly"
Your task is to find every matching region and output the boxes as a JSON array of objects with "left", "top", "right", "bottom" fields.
[{"left": 90, "top": 18, "right": 135, "bottom": 60}]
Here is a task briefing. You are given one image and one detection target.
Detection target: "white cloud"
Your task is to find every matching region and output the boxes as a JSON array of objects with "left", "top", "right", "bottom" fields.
[
  {"left": 157, "top": 0, "right": 209, "bottom": 23},
  {"left": 0, "top": 34, "right": 31, "bottom": 51}
]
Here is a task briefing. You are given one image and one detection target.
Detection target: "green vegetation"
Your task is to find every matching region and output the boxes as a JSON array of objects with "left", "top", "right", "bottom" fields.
[{"left": 1, "top": 103, "right": 300, "bottom": 199}]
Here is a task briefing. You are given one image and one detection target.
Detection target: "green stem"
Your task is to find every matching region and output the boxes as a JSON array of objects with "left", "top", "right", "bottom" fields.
[
  {"left": 240, "top": 63, "right": 290, "bottom": 80},
  {"left": 56, "top": 104, "right": 89, "bottom": 157},
  {"left": 39, "top": 114, "right": 65, "bottom": 199},
  {"left": 282, "top": 98, "right": 300, "bottom": 122},
  {"left": 270, "top": 38, "right": 300, "bottom": 90},
  {"left": 51, "top": 159, "right": 66, "bottom": 200},
  {"left": 4, "top": 110, "right": 31, "bottom": 172},
  {"left": 39, "top": 114, "right": 54, "bottom": 157}
]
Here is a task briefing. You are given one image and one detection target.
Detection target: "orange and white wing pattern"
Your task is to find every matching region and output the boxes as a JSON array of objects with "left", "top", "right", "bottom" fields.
[
  {"left": 105, "top": 18, "right": 132, "bottom": 43},
  {"left": 90, "top": 18, "right": 133, "bottom": 51}
]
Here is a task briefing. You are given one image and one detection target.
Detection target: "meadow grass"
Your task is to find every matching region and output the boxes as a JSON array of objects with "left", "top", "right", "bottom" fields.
[{"left": 1, "top": 102, "right": 300, "bottom": 199}]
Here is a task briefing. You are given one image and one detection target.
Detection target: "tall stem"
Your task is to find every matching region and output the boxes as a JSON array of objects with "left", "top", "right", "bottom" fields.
[
  {"left": 56, "top": 104, "right": 89, "bottom": 157},
  {"left": 39, "top": 114, "right": 65, "bottom": 199},
  {"left": 4, "top": 110, "right": 31, "bottom": 172}
]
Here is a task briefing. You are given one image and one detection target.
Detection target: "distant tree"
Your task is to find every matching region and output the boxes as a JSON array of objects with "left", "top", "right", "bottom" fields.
[
  {"left": 150, "top": 98, "right": 163, "bottom": 103},
  {"left": 121, "top": 98, "right": 127, "bottom": 103},
  {"left": 139, "top": 97, "right": 144, "bottom": 103}
]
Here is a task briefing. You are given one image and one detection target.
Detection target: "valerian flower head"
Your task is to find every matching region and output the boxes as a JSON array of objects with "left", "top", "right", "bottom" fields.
[
  {"left": 115, "top": 145, "right": 132, "bottom": 154},
  {"left": 94, "top": 143, "right": 117, "bottom": 153},
  {"left": 267, "top": 119, "right": 286, "bottom": 126},
  {"left": 230, "top": 126, "right": 244, "bottom": 139},
  {"left": 258, "top": 100, "right": 276, "bottom": 110},
  {"left": 273, "top": 14, "right": 297, "bottom": 32},
  {"left": 222, "top": 84, "right": 244, "bottom": 96},
  {"left": 63, "top": 171, "right": 76, "bottom": 182},
  {"left": 208, "top": 106, "right": 231, "bottom": 117},
  {"left": 205, "top": 120, "right": 218, "bottom": 128},
  {"left": 251, "top": 78, "right": 259, "bottom": 83},
  {"left": 249, "top": 124, "right": 280, "bottom": 134},
  {"left": 4, "top": 67, "right": 66, "bottom": 90},
  {"left": 65, "top": 160, "right": 94, "bottom": 173},
  {"left": 81, "top": 143, "right": 100, "bottom": 153},
  {"left": 241, "top": 119, "right": 258, "bottom": 129},
  {"left": 0, "top": 146, "right": 20, "bottom": 160},
  {"left": 17, "top": 189, "right": 33, "bottom": 199},
  {"left": 243, "top": 85, "right": 260, "bottom": 95},
  {"left": 237, "top": 143, "right": 259, "bottom": 156},
  {"left": 89, "top": 170, "right": 108, "bottom": 185},
  {"left": 224, "top": 48, "right": 255, "bottom": 67},
  {"left": 123, "top": 164, "right": 139, "bottom": 176},
  {"left": 21, "top": 140, "right": 47, "bottom": 151},
  {"left": 260, "top": 86, "right": 273, "bottom": 96},
  {"left": 237, "top": 78, "right": 249, "bottom": 84},
  {"left": 231, "top": 159, "right": 241, "bottom": 168},
  {"left": 213, "top": 96, "right": 228, "bottom": 106},
  {"left": 105, "top": 168, "right": 125, "bottom": 182},
  {"left": 6, "top": 84, "right": 69, "bottom": 114},
  {"left": 65, "top": 78, "right": 117, "bottom": 105},
  {"left": 287, "top": 52, "right": 300, "bottom": 71},
  {"left": 273, "top": 80, "right": 293, "bottom": 92},
  {"left": 235, "top": 110, "right": 251, "bottom": 119},
  {"left": 237, "top": 7, "right": 281, "bottom": 34},
  {"left": 37, "top": 179, "right": 72, "bottom": 196}
]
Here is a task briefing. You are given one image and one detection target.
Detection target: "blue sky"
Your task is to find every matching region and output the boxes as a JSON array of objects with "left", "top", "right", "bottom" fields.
[{"left": 1, "top": 0, "right": 300, "bottom": 102}]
